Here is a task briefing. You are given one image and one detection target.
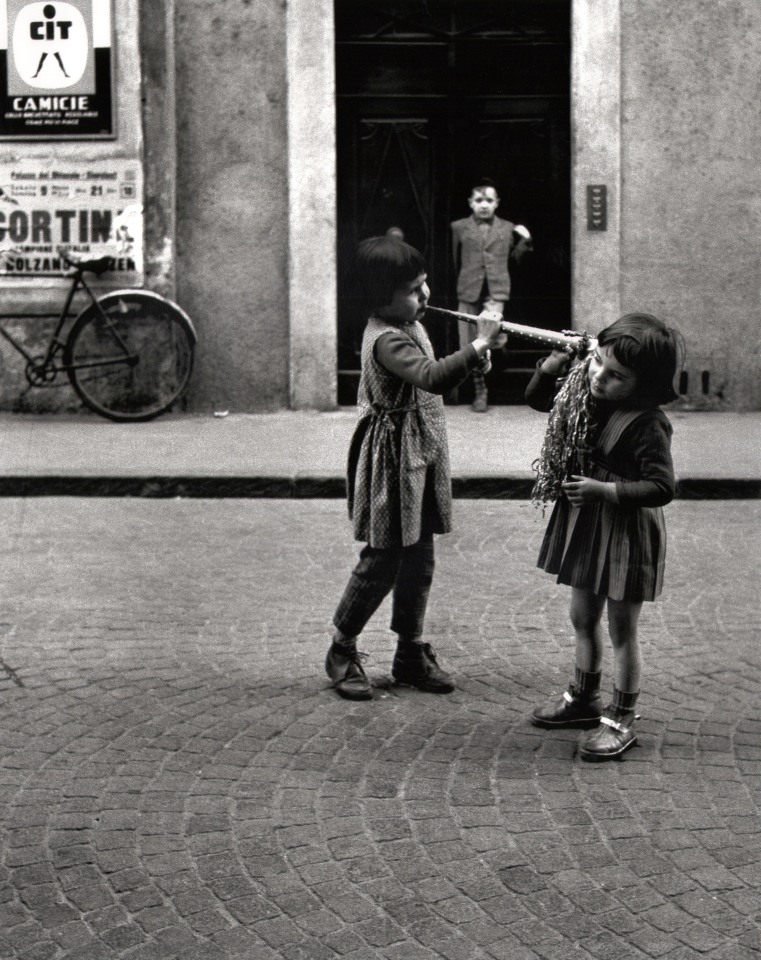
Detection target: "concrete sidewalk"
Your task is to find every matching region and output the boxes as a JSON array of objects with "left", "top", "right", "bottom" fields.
[{"left": 0, "top": 407, "right": 759, "bottom": 497}]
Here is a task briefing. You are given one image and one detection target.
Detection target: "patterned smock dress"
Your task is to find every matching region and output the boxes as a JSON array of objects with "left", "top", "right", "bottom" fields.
[
  {"left": 347, "top": 316, "right": 481, "bottom": 549},
  {"left": 527, "top": 366, "right": 676, "bottom": 602}
]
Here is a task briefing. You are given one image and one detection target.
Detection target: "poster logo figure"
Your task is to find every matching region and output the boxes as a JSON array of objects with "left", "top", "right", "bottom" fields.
[
  {"left": 31, "top": 4, "right": 71, "bottom": 77},
  {"left": 12, "top": 1, "right": 88, "bottom": 88}
]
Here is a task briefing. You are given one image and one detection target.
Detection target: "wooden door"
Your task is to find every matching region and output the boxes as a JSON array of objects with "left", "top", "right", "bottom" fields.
[{"left": 335, "top": 0, "right": 571, "bottom": 403}]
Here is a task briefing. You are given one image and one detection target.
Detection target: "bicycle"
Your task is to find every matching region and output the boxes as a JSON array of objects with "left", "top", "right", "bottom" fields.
[{"left": 0, "top": 252, "right": 197, "bottom": 422}]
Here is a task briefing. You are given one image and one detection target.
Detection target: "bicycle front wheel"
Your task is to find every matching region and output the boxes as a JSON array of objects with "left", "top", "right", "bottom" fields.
[{"left": 64, "top": 291, "right": 196, "bottom": 421}]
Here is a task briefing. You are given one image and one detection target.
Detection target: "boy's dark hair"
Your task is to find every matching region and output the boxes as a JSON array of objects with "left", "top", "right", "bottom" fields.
[
  {"left": 352, "top": 236, "right": 426, "bottom": 316},
  {"left": 469, "top": 176, "right": 499, "bottom": 196},
  {"left": 597, "top": 312, "right": 684, "bottom": 405}
]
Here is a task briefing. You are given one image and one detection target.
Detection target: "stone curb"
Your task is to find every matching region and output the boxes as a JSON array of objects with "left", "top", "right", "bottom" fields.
[{"left": 0, "top": 475, "right": 758, "bottom": 498}]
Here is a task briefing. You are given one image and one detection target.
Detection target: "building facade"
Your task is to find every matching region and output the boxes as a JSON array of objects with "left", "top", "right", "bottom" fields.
[{"left": 1, "top": 0, "right": 759, "bottom": 413}]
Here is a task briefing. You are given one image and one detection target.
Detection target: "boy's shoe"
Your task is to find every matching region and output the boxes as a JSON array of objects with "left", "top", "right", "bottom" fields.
[
  {"left": 392, "top": 643, "right": 455, "bottom": 694},
  {"left": 531, "top": 687, "right": 603, "bottom": 729},
  {"left": 325, "top": 643, "right": 373, "bottom": 700},
  {"left": 579, "top": 709, "right": 638, "bottom": 762},
  {"left": 471, "top": 395, "right": 488, "bottom": 413}
]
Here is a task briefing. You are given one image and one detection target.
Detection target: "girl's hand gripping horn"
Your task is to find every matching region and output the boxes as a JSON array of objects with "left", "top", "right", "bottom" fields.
[{"left": 424, "top": 305, "right": 596, "bottom": 356}]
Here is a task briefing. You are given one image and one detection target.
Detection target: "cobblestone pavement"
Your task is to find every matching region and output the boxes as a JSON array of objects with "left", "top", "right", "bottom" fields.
[{"left": 0, "top": 498, "right": 759, "bottom": 960}]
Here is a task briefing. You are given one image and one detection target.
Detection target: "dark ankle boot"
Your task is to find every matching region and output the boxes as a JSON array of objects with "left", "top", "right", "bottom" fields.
[
  {"left": 392, "top": 641, "right": 454, "bottom": 694},
  {"left": 531, "top": 669, "right": 603, "bottom": 729},
  {"left": 325, "top": 638, "right": 372, "bottom": 701}
]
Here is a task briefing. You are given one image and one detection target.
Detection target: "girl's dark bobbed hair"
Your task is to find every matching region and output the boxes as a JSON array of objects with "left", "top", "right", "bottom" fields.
[
  {"left": 597, "top": 312, "right": 684, "bottom": 405},
  {"left": 350, "top": 236, "right": 426, "bottom": 316}
]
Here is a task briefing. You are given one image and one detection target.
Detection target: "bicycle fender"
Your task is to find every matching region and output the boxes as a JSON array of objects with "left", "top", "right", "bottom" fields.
[{"left": 76, "top": 289, "right": 198, "bottom": 344}]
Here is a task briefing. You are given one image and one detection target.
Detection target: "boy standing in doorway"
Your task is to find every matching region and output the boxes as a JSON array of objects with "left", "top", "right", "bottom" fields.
[{"left": 451, "top": 178, "right": 532, "bottom": 411}]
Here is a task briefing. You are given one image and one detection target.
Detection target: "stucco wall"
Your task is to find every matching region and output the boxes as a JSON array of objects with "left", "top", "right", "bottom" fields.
[
  {"left": 175, "top": 0, "right": 289, "bottom": 412},
  {"left": 621, "top": 0, "right": 761, "bottom": 409}
]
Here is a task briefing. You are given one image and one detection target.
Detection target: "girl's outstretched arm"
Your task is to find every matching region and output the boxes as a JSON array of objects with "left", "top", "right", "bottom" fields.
[
  {"left": 375, "top": 316, "right": 503, "bottom": 395},
  {"left": 375, "top": 331, "right": 479, "bottom": 395},
  {"left": 525, "top": 348, "right": 574, "bottom": 411}
]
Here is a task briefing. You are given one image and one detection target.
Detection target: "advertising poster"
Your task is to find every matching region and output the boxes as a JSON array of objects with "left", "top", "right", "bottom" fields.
[
  {"left": 0, "top": 157, "right": 143, "bottom": 282},
  {"left": 0, "top": 0, "right": 113, "bottom": 138}
]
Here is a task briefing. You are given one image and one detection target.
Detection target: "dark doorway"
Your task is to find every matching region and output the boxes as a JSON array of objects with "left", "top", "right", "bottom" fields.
[{"left": 335, "top": 0, "right": 571, "bottom": 404}]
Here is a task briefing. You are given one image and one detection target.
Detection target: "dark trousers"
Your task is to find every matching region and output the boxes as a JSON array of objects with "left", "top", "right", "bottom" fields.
[{"left": 333, "top": 536, "right": 435, "bottom": 640}]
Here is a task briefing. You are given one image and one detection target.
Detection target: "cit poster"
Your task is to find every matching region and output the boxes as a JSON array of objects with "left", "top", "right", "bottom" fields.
[
  {"left": 0, "top": 0, "right": 113, "bottom": 138},
  {"left": 0, "top": 158, "right": 143, "bottom": 282}
]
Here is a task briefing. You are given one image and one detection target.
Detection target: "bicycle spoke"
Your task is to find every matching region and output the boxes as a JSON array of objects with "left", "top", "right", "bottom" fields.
[{"left": 64, "top": 292, "right": 195, "bottom": 421}]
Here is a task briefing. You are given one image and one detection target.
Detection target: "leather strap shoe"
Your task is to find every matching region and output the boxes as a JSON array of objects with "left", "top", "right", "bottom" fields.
[
  {"left": 579, "top": 710, "right": 638, "bottom": 761},
  {"left": 531, "top": 687, "right": 603, "bottom": 729}
]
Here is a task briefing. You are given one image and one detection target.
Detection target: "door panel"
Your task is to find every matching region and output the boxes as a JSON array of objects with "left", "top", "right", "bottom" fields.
[
  {"left": 355, "top": 120, "right": 433, "bottom": 253},
  {"left": 335, "top": 0, "right": 571, "bottom": 404},
  {"left": 336, "top": 110, "right": 445, "bottom": 378}
]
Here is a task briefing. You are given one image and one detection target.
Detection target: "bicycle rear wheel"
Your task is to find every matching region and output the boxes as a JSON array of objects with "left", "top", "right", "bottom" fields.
[{"left": 64, "top": 291, "right": 196, "bottom": 421}]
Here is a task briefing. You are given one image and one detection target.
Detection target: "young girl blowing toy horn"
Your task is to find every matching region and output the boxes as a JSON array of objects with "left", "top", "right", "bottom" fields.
[
  {"left": 527, "top": 313, "right": 684, "bottom": 761},
  {"left": 325, "top": 236, "right": 504, "bottom": 700}
]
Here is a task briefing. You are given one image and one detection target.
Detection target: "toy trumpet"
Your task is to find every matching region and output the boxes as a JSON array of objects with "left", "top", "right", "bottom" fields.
[{"left": 424, "top": 305, "right": 596, "bottom": 355}]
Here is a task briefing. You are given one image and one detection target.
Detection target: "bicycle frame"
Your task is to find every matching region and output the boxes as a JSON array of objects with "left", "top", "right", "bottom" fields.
[{"left": 0, "top": 265, "right": 135, "bottom": 379}]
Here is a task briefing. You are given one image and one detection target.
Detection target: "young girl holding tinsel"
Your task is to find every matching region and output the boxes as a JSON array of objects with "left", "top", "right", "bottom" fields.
[{"left": 527, "top": 313, "right": 683, "bottom": 761}]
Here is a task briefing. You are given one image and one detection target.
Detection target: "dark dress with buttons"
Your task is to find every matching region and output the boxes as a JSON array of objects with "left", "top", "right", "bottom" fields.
[{"left": 526, "top": 367, "right": 676, "bottom": 602}]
